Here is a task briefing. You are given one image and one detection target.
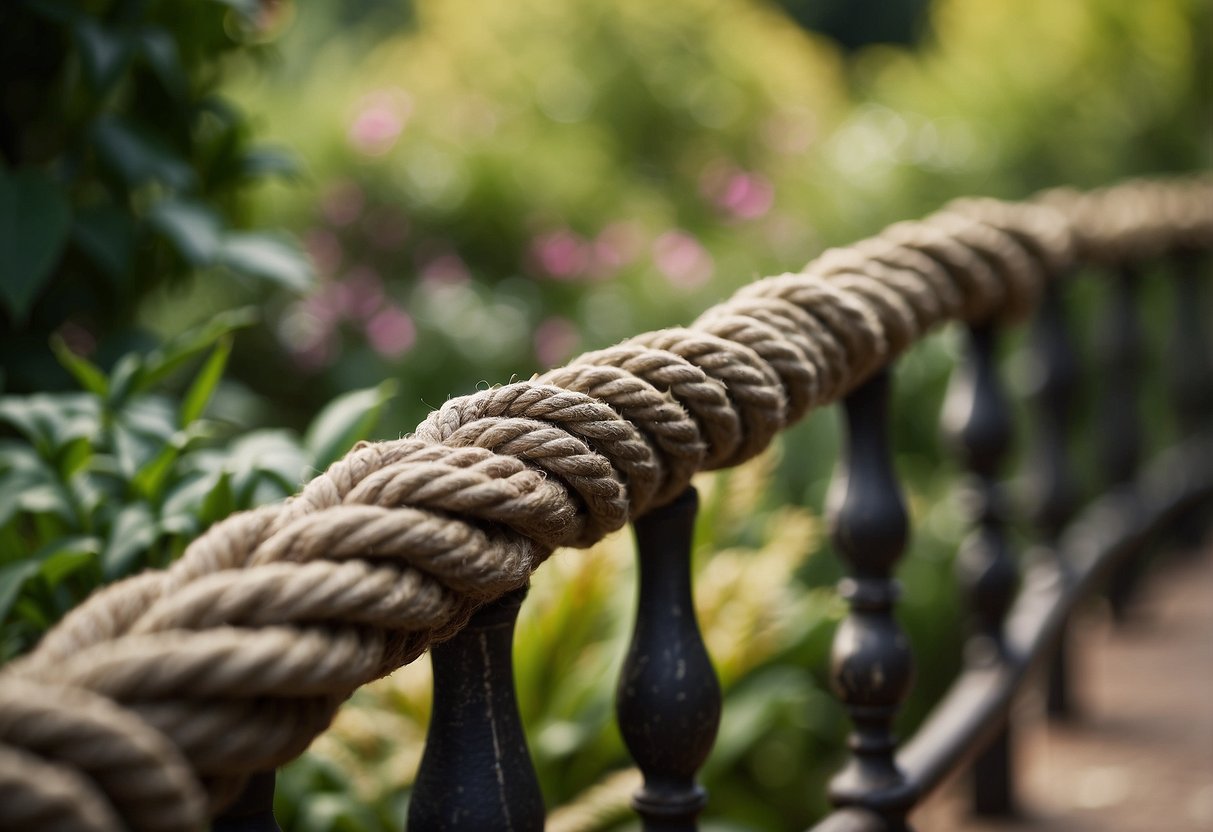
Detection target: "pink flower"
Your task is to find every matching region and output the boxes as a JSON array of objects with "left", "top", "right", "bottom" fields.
[
  {"left": 348, "top": 89, "right": 412, "bottom": 157},
  {"left": 589, "top": 221, "right": 644, "bottom": 279},
  {"left": 653, "top": 230, "right": 714, "bottom": 289},
  {"left": 365, "top": 305, "right": 417, "bottom": 359},
  {"left": 533, "top": 316, "right": 580, "bottom": 367},
  {"left": 320, "top": 180, "right": 365, "bottom": 228},
  {"left": 531, "top": 229, "right": 589, "bottom": 280},
  {"left": 699, "top": 162, "right": 775, "bottom": 220}
]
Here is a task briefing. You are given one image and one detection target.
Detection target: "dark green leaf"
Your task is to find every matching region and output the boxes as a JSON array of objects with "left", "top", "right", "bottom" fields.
[
  {"left": 92, "top": 115, "right": 195, "bottom": 190},
  {"left": 71, "top": 205, "right": 135, "bottom": 282},
  {"left": 149, "top": 199, "right": 223, "bottom": 266},
  {"left": 304, "top": 381, "right": 397, "bottom": 472},
  {"left": 138, "top": 28, "right": 188, "bottom": 101},
  {"left": 106, "top": 354, "right": 146, "bottom": 408},
  {"left": 220, "top": 232, "right": 315, "bottom": 292},
  {"left": 180, "top": 336, "right": 233, "bottom": 427},
  {"left": 199, "top": 470, "right": 234, "bottom": 524},
  {"left": 50, "top": 335, "right": 108, "bottom": 396},
  {"left": 138, "top": 307, "right": 257, "bottom": 392},
  {"left": 0, "top": 169, "right": 72, "bottom": 322},
  {"left": 40, "top": 545, "right": 99, "bottom": 587},
  {"left": 73, "top": 18, "right": 132, "bottom": 93},
  {"left": 0, "top": 562, "right": 40, "bottom": 623},
  {"left": 102, "top": 504, "right": 157, "bottom": 580}
]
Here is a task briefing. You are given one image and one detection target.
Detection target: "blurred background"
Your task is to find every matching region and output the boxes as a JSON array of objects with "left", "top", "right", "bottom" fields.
[{"left": 0, "top": 0, "right": 1209, "bottom": 829}]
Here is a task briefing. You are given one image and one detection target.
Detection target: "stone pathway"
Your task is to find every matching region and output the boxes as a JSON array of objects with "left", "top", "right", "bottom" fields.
[{"left": 911, "top": 548, "right": 1213, "bottom": 831}]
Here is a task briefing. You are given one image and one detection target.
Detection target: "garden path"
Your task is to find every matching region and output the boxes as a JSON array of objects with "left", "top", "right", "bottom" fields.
[{"left": 911, "top": 544, "right": 1213, "bottom": 832}]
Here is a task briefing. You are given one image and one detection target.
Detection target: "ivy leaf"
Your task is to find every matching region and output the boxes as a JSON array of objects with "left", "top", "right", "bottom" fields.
[
  {"left": 303, "top": 381, "right": 397, "bottom": 472},
  {"left": 220, "top": 232, "right": 315, "bottom": 291},
  {"left": 149, "top": 199, "right": 223, "bottom": 266},
  {"left": 0, "top": 169, "right": 72, "bottom": 322}
]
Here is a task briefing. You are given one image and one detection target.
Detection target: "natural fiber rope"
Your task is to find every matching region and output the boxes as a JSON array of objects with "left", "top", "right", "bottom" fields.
[{"left": 1, "top": 175, "right": 1211, "bottom": 831}]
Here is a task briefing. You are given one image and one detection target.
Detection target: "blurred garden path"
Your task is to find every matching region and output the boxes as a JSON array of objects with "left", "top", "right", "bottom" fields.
[{"left": 911, "top": 544, "right": 1213, "bottom": 831}]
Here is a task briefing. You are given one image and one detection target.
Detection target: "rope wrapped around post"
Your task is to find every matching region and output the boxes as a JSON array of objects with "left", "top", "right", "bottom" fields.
[{"left": 0, "top": 176, "right": 1210, "bottom": 832}]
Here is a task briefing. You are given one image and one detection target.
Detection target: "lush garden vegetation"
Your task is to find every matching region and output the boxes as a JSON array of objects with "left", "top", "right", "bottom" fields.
[{"left": 1, "top": 0, "right": 1207, "bottom": 829}]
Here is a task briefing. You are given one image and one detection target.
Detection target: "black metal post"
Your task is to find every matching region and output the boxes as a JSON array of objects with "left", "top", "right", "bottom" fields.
[
  {"left": 1167, "top": 252, "right": 1213, "bottom": 551},
  {"left": 1101, "top": 267, "right": 1145, "bottom": 620},
  {"left": 408, "top": 586, "right": 544, "bottom": 832},
  {"left": 826, "top": 370, "right": 915, "bottom": 830},
  {"left": 617, "top": 487, "right": 721, "bottom": 832},
  {"left": 1024, "top": 282, "right": 1082, "bottom": 720},
  {"left": 942, "top": 322, "right": 1018, "bottom": 817},
  {"left": 212, "top": 771, "right": 281, "bottom": 832}
]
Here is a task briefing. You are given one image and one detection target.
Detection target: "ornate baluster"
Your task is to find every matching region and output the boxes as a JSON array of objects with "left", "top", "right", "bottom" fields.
[
  {"left": 617, "top": 487, "right": 721, "bottom": 832},
  {"left": 1167, "top": 252, "right": 1213, "bottom": 550},
  {"left": 826, "top": 370, "right": 915, "bottom": 830},
  {"left": 212, "top": 771, "right": 281, "bottom": 832},
  {"left": 1023, "top": 282, "right": 1082, "bottom": 719},
  {"left": 409, "top": 586, "right": 544, "bottom": 831},
  {"left": 942, "top": 323, "right": 1018, "bottom": 816},
  {"left": 1100, "top": 267, "right": 1145, "bottom": 620}
]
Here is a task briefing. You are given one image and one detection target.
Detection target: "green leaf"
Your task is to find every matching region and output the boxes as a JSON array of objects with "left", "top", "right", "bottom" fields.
[
  {"left": 101, "top": 504, "right": 157, "bottom": 580},
  {"left": 72, "top": 17, "right": 132, "bottom": 93},
  {"left": 71, "top": 205, "right": 135, "bottom": 282},
  {"left": 50, "top": 335, "right": 108, "bottom": 396},
  {"left": 149, "top": 199, "right": 223, "bottom": 266},
  {"left": 138, "top": 307, "right": 257, "bottom": 392},
  {"left": 240, "top": 146, "right": 302, "bottom": 179},
  {"left": 138, "top": 28, "right": 188, "bottom": 101},
  {"left": 0, "top": 561, "right": 40, "bottom": 624},
  {"left": 92, "top": 115, "right": 195, "bottom": 190},
  {"left": 180, "top": 336, "right": 233, "bottom": 427},
  {"left": 106, "top": 354, "right": 146, "bottom": 408},
  {"left": 220, "top": 232, "right": 315, "bottom": 292},
  {"left": 0, "top": 169, "right": 72, "bottom": 322},
  {"left": 40, "top": 545, "right": 99, "bottom": 587},
  {"left": 304, "top": 381, "right": 397, "bottom": 472},
  {"left": 199, "top": 470, "right": 234, "bottom": 525}
]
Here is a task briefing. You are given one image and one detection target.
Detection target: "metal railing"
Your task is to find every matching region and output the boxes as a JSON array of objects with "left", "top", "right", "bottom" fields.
[{"left": 0, "top": 177, "right": 1210, "bottom": 832}]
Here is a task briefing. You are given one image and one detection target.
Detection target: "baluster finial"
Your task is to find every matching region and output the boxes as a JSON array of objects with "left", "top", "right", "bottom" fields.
[
  {"left": 617, "top": 487, "right": 721, "bottom": 832},
  {"left": 409, "top": 586, "right": 544, "bottom": 832},
  {"left": 826, "top": 369, "right": 915, "bottom": 829},
  {"left": 942, "top": 322, "right": 1018, "bottom": 816}
]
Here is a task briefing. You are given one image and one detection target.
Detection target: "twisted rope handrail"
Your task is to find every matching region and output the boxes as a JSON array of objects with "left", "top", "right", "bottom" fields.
[{"left": 1, "top": 176, "right": 1211, "bottom": 831}]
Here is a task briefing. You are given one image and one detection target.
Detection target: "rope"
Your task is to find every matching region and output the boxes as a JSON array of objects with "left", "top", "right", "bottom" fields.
[{"left": 1, "top": 175, "right": 1210, "bottom": 831}]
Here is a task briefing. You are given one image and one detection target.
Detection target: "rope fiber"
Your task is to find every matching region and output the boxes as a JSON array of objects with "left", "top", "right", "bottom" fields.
[{"left": 1, "top": 176, "right": 1210, "bottom": 831}]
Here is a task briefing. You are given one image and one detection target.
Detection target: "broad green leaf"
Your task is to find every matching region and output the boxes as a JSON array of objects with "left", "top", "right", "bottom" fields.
[
  {"left": 0, "top": 169, "right": 72, "bottom": 322},
  {"left": 71, "top": 205, "right": 135, "bottom": 282},
  {"left": 0, "top": 561, "right": 40, "bottom": 623},
  {"left": 0, "top": 394, "right": 98, "bottom": 460},
  {"left": 0, "top": 461, "right": 55, "bottom": 529},
  {"left": 241, "top": 146, "right": 301, "bottom": 179},
  {"left": 180, "top": 336, "right": 233, "bottom": 426},
  {"left": 55, "top": 436, "right": 93, "bottom": 480},
  {"left": 92, "top": 115, "right": 195, "bottom": 190},
  {"left": 138, "top": 307, "right": 257, "bottom": 392},
  {"left": 40, "top": 545, "right": 100, "bottom": 587},
  {"left": 132, "top": 442, "right": 179, "bottom": 502},
  {"left": 149, "top": 199, "right": 223, "bottom": 266},
  {"left": 72, "top": 17, "right": 132, "bottom": 93},
  {"left": 50, "top": 335, "right": 108, "bottom": 396},
  {"left": 303, "top": 381, "right": 397, "bottom": 472},
  {"left": 220, "top": 232, "right": 315, "bottom": 292},
  {"left": 106, "top": 353, "right": 146, "bottom": 407},
  {"left": 199, "top": 470, "right": 234, "bottom": 525},
  {"left": 102, "top": 504, "right": 157, "bottom": 580},
  {"left": 138, "top": 28, "right": 188, "bottom": 101}
]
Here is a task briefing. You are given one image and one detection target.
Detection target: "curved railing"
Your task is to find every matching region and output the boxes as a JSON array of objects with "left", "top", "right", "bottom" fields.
[{"left": 0, "top": 175, "right": 1210, "bottom": 832}]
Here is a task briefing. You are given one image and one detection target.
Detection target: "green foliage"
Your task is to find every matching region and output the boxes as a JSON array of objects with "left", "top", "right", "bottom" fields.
[
  {"left": 0, "top": 0, "right": 312, "bottom": 393},
  {"left": 0, "top": 316, "right": 395, "bottom": 662}
]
